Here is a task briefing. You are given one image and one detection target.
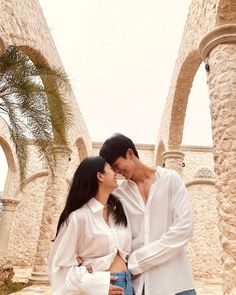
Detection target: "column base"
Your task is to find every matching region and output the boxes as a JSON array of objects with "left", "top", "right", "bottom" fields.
[{"left": 29, "top": 271, "right": 49, "bottom": 284}]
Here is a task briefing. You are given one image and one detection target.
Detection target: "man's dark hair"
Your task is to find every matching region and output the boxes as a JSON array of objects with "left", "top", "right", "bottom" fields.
[{"left": 99, "top": 133, "right": 139, "bottom": 165}]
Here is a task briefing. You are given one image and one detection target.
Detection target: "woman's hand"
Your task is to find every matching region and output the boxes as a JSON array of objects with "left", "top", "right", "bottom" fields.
[
  {"left": 76, "top": 257, "right": 93, "bottom": 273},
  {"left": 109, "top": 276, "right": 124, "bottom": 295},
  {"left": 108, "top": 285, "right": 124, "bottom": 295},
  {"left": 77, "top": 257, "right": 124, "bottom": 294}
]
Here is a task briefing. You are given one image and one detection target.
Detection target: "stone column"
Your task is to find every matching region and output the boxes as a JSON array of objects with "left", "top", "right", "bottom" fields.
[
  {"left": 30, "top": 146, "right": 71, "bottom": 284},
  {"left": 0, "top": 199, "right": 20, "bottom": 256},
  {"left": 199, "top": 24, "right": 236, "bottom": 295},
  {"left": 162, "top": 150, "right": 185, "bottom": 176}
]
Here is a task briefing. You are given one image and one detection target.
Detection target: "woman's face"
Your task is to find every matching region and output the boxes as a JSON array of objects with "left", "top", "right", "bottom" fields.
[{"left": 100, "top": 163, "right": 118, "bottom": 189}]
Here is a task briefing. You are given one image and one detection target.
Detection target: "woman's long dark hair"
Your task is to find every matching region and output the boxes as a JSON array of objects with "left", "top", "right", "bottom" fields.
[{"left": 54, "top": 156, "right": 127, "bottom": 239}]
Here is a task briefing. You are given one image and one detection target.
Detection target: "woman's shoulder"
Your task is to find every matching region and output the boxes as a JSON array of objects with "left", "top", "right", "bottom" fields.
[{"left": 69, "top": 204, "right": 89, "bottom": 221}]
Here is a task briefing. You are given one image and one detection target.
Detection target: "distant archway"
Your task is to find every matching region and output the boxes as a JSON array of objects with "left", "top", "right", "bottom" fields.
[
  {"left": 76, "top": 137, "right": 88, "bottom": 161},
  {"left": 0, "top": 136, "right": 16, "bottom": 172}
]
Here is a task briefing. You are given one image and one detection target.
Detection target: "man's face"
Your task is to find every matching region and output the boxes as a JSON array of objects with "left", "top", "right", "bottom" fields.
[{"left": 112, "top": 151, "right": 135, "bottom": 179}]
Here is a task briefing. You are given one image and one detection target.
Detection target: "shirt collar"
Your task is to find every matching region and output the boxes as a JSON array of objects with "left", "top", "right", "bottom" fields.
[{"left": 87, "top": 198, "right": 104, "bottom": 213}]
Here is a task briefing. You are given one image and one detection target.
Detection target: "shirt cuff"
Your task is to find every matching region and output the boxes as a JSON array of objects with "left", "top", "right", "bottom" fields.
[{"left": 128, "top": 253, "right": 142, "bottom": 275}]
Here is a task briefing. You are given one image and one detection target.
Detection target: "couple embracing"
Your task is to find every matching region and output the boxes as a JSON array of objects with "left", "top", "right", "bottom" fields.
[{"left": 48, "top": 134, "right": 196, "bottom": 295}]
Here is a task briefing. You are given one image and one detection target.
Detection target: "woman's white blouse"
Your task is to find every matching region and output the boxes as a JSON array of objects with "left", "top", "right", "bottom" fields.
[{"left": 47, "top": 198, "right": 132, "bottom": 295}]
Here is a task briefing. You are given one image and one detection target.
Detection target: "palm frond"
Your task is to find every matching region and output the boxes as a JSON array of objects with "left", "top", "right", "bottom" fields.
[{"left": 0, "top": 46, "right": 74, "bottom": 185}]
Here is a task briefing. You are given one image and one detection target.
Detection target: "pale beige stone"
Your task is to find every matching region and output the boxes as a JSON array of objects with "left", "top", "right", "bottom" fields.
[{"left": 1, "top": 0, "right": 236, "bottom": 293}]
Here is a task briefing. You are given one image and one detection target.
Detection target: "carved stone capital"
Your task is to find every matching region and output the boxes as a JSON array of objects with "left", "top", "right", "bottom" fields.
[
  {"left": 162, "top": 150, "right": 185, "bottom": 161},
  {"left": 1, "top": 199, "right": 20, "bottom": 212},
  {"left": 199, "top": 24, "right": 236, "bottom": 61}
]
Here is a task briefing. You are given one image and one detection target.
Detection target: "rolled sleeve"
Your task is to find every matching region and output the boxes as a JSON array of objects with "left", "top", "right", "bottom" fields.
[{"left": 63, "top": 266, "right": 110, "bottom": 295}]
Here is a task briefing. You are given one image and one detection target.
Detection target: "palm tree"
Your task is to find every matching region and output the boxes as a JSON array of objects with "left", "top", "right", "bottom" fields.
[{"left": 0, "top": 46, "right": 73, "bottom": 184}]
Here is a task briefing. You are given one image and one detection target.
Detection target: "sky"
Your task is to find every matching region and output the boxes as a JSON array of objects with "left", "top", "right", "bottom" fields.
[{"left": 0, "top": 0, "right": 213, "bottom": 191}]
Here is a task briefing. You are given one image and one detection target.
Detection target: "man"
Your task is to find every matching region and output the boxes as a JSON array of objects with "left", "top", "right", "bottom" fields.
[{"left": 99, "top": 133, "right": 196, "bottom": 295}]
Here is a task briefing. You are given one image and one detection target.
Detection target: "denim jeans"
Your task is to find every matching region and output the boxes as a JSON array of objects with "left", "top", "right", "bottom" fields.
[{"left": 111, "top": 272, "right": 133, "bottom": 295}]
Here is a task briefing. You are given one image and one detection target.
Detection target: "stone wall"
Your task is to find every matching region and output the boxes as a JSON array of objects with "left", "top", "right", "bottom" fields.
[
  {"left": 187, "top": 183, "right": 222, "bottom": 281},
  {"left": 7, "top": 176, "right": 47, "bottom": 266},
  {"left": 182, "top": 146, "right": 215, "bottom": 183}
]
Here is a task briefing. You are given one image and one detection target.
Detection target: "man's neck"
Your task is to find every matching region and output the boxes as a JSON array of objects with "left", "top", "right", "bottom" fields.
[{"left": 131, "top": 163, "right": 156, "bottom": 184}]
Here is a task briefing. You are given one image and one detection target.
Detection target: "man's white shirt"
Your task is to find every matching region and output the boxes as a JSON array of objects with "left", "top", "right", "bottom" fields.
[{"left": 113, "top": 166, "right": 194, "bottom": 295}]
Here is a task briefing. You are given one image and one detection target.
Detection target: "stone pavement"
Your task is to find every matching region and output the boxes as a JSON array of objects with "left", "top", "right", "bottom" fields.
[{"left": 10, "top": 267, "right": 223, "bottom": 294}]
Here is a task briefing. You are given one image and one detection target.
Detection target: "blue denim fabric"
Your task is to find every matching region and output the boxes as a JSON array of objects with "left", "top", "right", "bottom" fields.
[
  {"left": 111, "top": 272, "right": 133, "bottom": 295},
  {"left": 175, "top": 289, "right": 197, "bottom": 295}
]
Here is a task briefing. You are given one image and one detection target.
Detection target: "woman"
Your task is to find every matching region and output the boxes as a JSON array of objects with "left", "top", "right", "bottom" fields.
[{"left": 47, "top": 156, "right": 133, "bottom": 295}]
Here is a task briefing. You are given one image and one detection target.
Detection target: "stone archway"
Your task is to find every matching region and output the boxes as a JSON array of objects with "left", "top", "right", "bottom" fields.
[
  {"left": 0, "top": 1, "right": 91, "bottom": 284},
  {"left": 154, "top": 50, "right": 202, "bottom": 174},
  {"left": 168, "top": 51, "right": 202, "bottom": 150},
  {"left": 76, "top": 137, "right": 88, "bottom": 161},
  {"left": 0, "top": 118, "right": 19, "bottom": 199},
  {"left": 0, "top": 136, "right": 16, "bottom": 174},
  {"left": 155, "top": 1, "right": 236, "bottom": 293}
]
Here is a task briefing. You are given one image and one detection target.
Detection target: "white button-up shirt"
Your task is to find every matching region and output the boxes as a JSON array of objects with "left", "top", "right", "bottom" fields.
[
  {"left": 47, "top": 198, "right": 132, "bottom": 295},
  {"left": 113, "top": 166, "right": 194, "bottom": 295}
]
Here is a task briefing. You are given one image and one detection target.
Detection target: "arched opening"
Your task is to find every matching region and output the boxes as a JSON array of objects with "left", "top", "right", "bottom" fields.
[
  {"left": 0, "top": 147, "right": 7, "bottom": 195},
  {"left": 168, "top": 50, "right": 202, "bottom": 149},
  {"left": 0, "top": 134, "right": 17, "bottom": 199},
  {"left": 182, "top": 63, "right": 213, "bottom": 147}
]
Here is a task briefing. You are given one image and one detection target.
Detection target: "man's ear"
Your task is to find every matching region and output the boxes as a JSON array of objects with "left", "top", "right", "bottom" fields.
[
  {"left": 126, "top": 148, "right": 134, "bottom": 159},
  {"left": 97, "top": 172, "right": 104, "bottom": 182}
]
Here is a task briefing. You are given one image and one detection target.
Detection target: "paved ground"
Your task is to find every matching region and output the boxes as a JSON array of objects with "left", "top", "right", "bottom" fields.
[{"left": 10, "top": 267, "right": 223, "bottom": 294}]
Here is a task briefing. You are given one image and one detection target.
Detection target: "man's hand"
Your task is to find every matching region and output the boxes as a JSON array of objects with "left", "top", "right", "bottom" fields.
[{"left": 109, "top": 276, "right": 124, "bottom": 295}]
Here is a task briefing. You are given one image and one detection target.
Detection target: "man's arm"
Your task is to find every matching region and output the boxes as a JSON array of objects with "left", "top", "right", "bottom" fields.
[{"left": 128, "top": 172, "right": 193, "bottom": 275}]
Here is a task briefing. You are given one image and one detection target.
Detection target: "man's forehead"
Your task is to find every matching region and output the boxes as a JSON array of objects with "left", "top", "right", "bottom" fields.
[
  {"left": 112, "top": 160, "right": 119, "bottom": 169},
  {"left": 112, "top": 157, "right": 122, "bottom": 169}
]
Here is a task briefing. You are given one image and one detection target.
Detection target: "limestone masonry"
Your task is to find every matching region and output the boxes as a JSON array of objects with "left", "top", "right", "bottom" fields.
[{"left": 0, "top": 0, "right": 236, "bottom": 294}]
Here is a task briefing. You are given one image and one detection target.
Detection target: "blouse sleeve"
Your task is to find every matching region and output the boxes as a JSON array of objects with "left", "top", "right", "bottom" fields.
[{"left": 47, "top": 213, "right": 110, "bottom": 295}]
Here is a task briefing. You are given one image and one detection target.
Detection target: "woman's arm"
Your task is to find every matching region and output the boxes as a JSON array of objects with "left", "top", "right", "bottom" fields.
[{"left": 48, "top": 213, "right": 111, "bottom": 295}]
